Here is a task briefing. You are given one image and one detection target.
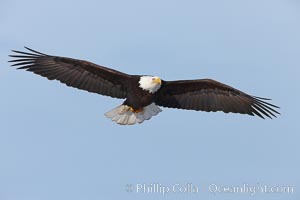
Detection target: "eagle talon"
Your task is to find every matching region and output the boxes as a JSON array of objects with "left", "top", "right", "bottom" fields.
[{"left": 129, "top": 107, "right": 143, "bottom": 113}]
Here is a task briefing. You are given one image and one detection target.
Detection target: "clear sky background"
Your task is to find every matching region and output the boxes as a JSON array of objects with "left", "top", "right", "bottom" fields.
[{"left": 1, "top": 0, "right": 299, "bottom": 199}]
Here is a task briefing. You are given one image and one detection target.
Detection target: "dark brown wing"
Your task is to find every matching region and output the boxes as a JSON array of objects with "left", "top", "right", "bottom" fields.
[
  {"left": 9, "top": 47, "right": 130, "bottom": 98},
  {"left": 155, "top": 79, "right": 280, "bottom": 119}
]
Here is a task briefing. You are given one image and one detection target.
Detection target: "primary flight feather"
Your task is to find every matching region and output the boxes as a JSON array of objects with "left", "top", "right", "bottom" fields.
[{"left": 9, "top": 47, "right": 280, "bottom": 125}]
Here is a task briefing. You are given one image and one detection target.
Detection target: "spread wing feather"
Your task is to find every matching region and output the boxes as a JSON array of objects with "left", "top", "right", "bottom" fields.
[
  {"left": 156, "top": 79, "right": 280, "bottom": 119},
  {"left": 9, "top": 47, "right": 130, "bottom": 98}
]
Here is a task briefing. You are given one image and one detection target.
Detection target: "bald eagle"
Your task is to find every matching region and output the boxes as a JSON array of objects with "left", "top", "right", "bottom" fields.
[{"left": 9, "top": 47, "right": 279, "bottom": 125}]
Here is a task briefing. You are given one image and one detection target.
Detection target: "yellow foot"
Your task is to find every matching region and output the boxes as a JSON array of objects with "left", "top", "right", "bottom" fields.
[{"left": 129, "top": 106, "right": 143, "bottom": 113}]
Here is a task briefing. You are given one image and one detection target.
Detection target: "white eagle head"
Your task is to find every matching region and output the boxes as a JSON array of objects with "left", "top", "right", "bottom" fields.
[{"left": 139, "top": 76, "right": 162, "bottom": 93}]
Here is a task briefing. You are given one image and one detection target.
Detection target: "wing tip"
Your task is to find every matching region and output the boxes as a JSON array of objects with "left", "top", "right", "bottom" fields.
[
  {"left": 251, "top": 97, "right": 280, "bottom": 120},
  {"left": 9, "top": 46, "right": 37, "bottom": 68}
]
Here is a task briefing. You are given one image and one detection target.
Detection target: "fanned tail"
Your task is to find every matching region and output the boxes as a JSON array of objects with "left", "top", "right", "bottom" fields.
[{"left": 104, "top": 103, "right": 162, "bottom": 125}]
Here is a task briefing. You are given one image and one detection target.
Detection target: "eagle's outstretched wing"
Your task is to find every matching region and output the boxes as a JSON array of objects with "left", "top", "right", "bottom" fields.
[
  {"left": 155, "top": 79, "right": 280, "bottom": 119},
  {"left": 9, "top": 47, "right": 130, "bottom": 98}
]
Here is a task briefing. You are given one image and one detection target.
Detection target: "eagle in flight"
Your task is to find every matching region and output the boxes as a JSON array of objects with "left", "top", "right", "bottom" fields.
[{"left": 9, "top": 47, "right": 279, "bottom": 125}]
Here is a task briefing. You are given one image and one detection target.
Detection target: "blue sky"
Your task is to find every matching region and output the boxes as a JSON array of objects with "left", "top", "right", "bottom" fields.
[{"left": 1, "top": 0, "right": 299, "bottom": 199}]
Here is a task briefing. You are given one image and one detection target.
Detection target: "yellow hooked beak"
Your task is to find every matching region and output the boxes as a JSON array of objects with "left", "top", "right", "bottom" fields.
[{"left": 152, "top": 77, "right": 162, "bottom": 84}]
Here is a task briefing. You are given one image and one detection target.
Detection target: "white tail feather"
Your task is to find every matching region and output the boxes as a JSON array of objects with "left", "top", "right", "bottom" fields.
[{"left": 104, "top": 103, "right": 162, "bottom": 125}]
